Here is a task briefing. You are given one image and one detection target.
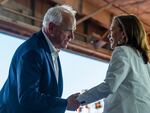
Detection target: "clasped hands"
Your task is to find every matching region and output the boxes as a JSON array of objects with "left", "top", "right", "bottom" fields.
[{"left": 66, "top": 93, "right": 81, "bottom": 111}]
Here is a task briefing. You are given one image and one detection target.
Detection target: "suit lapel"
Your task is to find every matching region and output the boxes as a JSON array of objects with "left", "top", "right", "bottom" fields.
[
  {"left": 45, "top": 52, "right": 55, "bottom": 73},
  {"left": 38, "top": 30, "right": 58, "bottom": 84},
  {"left": 57, "top": 57, "right": 63, "bottom": 96}
]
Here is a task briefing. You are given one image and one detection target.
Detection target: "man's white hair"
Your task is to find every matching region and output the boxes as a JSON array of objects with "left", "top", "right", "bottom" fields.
[{"left": 42, "top": 5, "right": 76, "bottom": 28}]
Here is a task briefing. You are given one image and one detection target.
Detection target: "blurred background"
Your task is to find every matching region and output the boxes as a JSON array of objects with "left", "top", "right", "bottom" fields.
[{"left": 1, "top": 0, "right": 150, "bottom": 112}]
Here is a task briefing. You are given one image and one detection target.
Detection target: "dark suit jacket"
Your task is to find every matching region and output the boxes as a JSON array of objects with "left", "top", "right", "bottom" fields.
[{"left": 0, "top": 30, "right": 67, "bottom": 113}]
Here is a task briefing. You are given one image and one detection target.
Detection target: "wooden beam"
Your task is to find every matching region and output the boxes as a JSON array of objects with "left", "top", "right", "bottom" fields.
[
  {"left": 0, "top": 4, "right": 42, "bottom": 22},
  {"left": 0, "top": 0, "right": 9, "bottom": 5},
  {"left": 78, "top": 0, "right": 83, "bottom": 13},
  {"left": 92, "top": 32, "right": 103, "bottom": 40},
  {"left": 76, "top": 0, "right": 120, "bottom": 25},
  {"left": 103, "top": 0, "right": 150, "bottom": 32},
  {"left": 0, "top": 15, "right": 39, "bottom": 38},
  {"left": 0, "top": 15, "right": 112, "bottom": 61},
  {"left": 68, "top": 40, "right": 111, "bottom": 61},
  {"left": 30, "top": 0, "right": 36, "bottom": 25}
]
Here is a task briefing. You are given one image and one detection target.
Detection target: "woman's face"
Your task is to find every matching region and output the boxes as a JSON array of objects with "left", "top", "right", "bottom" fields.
[{"left": 109, "top": 19, "right": 124, "bottom": 49}]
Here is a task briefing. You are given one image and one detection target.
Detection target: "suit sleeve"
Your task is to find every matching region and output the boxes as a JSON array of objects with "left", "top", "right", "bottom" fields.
[
  {"left": 105, "top": 47, "right": 130, "bottom": 93},
  {"left": 17, "top": 50, "right": 67, "bottom": 111},
  {"left": 77, "top": 47, "right": 131, "bottom": 104}
]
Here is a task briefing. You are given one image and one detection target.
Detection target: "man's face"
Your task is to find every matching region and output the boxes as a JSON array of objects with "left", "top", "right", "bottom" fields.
[{"left": 52, "top": 13, "right": 76, "bottom": 49}]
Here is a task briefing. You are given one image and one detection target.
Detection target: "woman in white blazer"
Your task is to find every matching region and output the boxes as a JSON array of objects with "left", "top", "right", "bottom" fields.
[{"left": 77, "top": 14, "right": 150, "bottom": 113}]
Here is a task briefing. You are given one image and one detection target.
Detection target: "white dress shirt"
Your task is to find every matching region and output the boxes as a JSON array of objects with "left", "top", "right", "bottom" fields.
[{"left": 42, "top": 28, "right": 59, "bottom": 83}]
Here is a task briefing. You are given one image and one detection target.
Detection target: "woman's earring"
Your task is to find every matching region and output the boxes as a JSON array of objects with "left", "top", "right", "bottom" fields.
[
  {"left": 118, "top": 40, "right": 122, "bottom": 45},
  {"left": 118, "top": 36, "right": 125, "bottom": 45},
  {"left": 50, "top": 34, "right": 54, "bottom": 37}
]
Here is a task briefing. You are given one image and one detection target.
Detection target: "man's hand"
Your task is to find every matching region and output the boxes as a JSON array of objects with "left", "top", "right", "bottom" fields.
[{"left": 67, "top": 93, "right": 80, "bottom": 111}]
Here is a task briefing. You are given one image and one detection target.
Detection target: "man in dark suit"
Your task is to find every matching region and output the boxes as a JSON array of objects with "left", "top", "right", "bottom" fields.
[{"left": 0, "top": 5, "right": 80, "bottom": 113}]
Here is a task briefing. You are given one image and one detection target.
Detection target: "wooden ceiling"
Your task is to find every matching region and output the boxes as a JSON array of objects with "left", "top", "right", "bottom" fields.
[{"left": 0, "top": 0, "right": 150, "bottom": 62}]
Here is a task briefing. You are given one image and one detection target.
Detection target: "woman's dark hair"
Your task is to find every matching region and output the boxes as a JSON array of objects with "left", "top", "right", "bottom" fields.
[{"left": 114, "top": 14, "right": 150, "bottom": 63}]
